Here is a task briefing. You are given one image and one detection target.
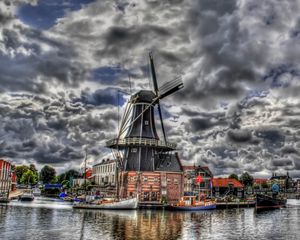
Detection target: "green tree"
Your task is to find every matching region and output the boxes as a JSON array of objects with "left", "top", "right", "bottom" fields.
[
  {"left": 29, "top": 164, "right": 39, "bottom": 182},
  {"left": 239, "top": 172, "right": 254, "bottom": 187},
  {"left": 57, "top": 169, "right": 79, "bottom": 187},
  {"left": 40, "top": 165, "right": 56, "bottom": 184},
  {"left": 29, "top": 164, "right": 38, "bottom": 175},
  {"left": 228, "top": 174, "right": 239, "bottom": 181},
  {"left": 61, "top": 180, "right": 69, "bottom": 188},
  {"left": 261, "top": 181, "right": 269, "bottom": 189},
  {"left": 20, "top": 169, "right": 38, "bottom": 185},
  {"left": 15, "top": 165, "right": 29, "bottom": 184}
]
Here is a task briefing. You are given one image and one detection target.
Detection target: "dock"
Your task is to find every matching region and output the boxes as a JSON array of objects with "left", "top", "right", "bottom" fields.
[
  {"left": 8, "top": 189, "right": 24, "bottom": 200},
  {"left": 216, "top": 201, "right": 255, "bottom": 209}
]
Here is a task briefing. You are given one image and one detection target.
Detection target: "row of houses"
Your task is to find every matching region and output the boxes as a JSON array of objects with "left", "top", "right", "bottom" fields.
[
  {"left": 73, "top": 159, "right": 246, "bottom": 202},
  {"left": 74, "top": 158, "right": 300, "bottom": 203},
  {"left": 254, "top": 172, "right": 300, "bottom": 192}
]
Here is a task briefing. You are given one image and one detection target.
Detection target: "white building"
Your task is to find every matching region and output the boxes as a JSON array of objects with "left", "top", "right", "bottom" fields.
[{"left": 93, "top": 159, "right": 117, "bottom": 187}]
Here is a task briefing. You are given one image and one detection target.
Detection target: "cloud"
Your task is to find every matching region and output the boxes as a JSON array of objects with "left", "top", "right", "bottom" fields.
[{"left": 1, "top": 0, "right": 300, "bottom": 177}]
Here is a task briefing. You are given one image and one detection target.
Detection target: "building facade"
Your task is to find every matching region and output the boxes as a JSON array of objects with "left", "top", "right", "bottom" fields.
[
  {"left": 212, "top": 178, "right": 244, "bottom": 198},
  {"left": 72, "top": 168, "right": 92, "bottom": 187},
  {"left": 0, "top": 159, "right": 12, "bottom": 196},
  {"left": 93, "top": 159, "right": 117, "bottom": 187},
  {"left": 269, "top": 172, "right": 294, "bottom": 191},
  {"left": 183, "top": 165, "right": 213, "bottom": 197},
  {"left": 119, "top": 153, "right": 183, "bottom": 204}
]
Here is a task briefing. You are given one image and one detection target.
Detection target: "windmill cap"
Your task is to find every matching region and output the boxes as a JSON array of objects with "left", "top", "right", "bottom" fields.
[{"left": 130, "top": 90, "right": 156, "bottom": 103}]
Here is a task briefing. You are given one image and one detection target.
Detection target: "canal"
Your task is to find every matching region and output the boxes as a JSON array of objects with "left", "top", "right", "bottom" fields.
[{"left": 1, "top": 198, "right": 300, "bottom": 240}]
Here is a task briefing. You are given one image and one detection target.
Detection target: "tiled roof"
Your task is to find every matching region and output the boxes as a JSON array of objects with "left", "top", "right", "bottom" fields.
[
  {"left": 212, "top": 178, "right": 244, "bottom": 188},
  {"left": 254, "top": 178, "right": 268, "bottom": 184}
]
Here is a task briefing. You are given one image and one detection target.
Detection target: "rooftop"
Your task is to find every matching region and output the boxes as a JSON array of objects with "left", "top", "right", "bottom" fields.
[{"left": 212, "top": 178, "right": 244, "bottom": 188}]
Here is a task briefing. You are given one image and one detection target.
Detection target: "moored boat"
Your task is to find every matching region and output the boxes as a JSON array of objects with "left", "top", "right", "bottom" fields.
[
  {"left": 255, "top": 193, "right": 286, "bottom": 212},
  {"left": 32, "top": 187, "right": 41, "bottom": 197},
  {"left": 166, "top": 196, "right": 216, "bottom": 211},
  {"left": 73, "top": 197, "right": 138, "bottom": 210},
  {"left": 19, "top": 191, "right": 34, "bottom": 201}
]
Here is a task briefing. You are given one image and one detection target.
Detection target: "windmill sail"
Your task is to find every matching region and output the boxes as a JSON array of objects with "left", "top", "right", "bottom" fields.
[{"left": 158, "top": 76, "right": 183, "bottom": 100}]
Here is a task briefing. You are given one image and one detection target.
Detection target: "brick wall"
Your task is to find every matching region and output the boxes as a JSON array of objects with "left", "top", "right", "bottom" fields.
[{"left": 120, "top": 171, "right": 183, "bottom": 203}]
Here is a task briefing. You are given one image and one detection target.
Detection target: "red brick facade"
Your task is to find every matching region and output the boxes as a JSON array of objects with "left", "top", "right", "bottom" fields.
[
  {"left": 119, "top": 171, "right": 183, "bottom": 204},
  {"left": 0, "top": 159, "right": 13, "bottom": 194}
]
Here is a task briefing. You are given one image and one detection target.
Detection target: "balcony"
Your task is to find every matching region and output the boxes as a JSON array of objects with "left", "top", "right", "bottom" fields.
[{"left": 106, "top": 137, "right": 176, "bottom": 151}]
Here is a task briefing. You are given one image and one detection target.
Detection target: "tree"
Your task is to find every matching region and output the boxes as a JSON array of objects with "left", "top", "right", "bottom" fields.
[
  {"left": 58, "top": 169, "right": 79, "bottom": 187},
  {"left": 15, "top": 165, "right": 29, "bottom": 184},
  {"left": 261, "top": 181, "right": 269, "bottom": 189},
  {"left": 228, "top": 174, "right": 239, "bottom": 181},
  {"left": 29, "top": 164, "right": 38, "bottom": 175},
  {"left": 40, "top": 165, "right": 56, "bottom": 184},
  {"left": 20, "top": 169, "right": 38, "bottom": 185},
  {"left": 239, "top": 172, "right": 254, "bottom": 187},
  {"left": 29, "top": 164, "right": 39, "bottom": 182}
]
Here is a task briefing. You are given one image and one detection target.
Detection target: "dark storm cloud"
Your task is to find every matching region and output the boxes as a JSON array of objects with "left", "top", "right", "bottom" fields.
[
  {"left": 227, "top": 129, "right": 252, "bottom": 143},
  {"left": 272, "top": 159, "right": 293, "bottom": 167},
  {"left": 0, "top": 91, "right": 118, "bottom": 167},
  {"left": 1, "top": 0, "right": 300, "bottom": 176}
]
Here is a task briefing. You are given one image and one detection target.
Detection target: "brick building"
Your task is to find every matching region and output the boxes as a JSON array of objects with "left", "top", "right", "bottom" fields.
[
  {"left": 182, "top": 165, "right": 213, "bottom": 197},
  {"left": 119, "top": 153, "right": 183, "bottom": 204},
  {"left": 0, "top": 159, "right": 14, "bottom": 196}
]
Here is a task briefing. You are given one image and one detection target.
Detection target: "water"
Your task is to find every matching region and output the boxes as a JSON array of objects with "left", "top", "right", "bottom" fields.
[{"left": 1, "top": 198, "right": 300, "bottom": 240}]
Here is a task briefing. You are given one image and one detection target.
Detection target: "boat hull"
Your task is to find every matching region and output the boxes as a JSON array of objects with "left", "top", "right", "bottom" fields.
[
  {"left": 73, "top": 198, "right": 138, "bottom": 210},
  {"left": 256, "top": 194, "right": 286, "bottom": 212},
  {"left": 166, "top": 204, "right": 216, "bottom": 211},
  {"left": 19, "top": 197, "right": 34, "bottom": 201},
  {"left": 0, "top": 198, "right": 9, "bottom": 203}
]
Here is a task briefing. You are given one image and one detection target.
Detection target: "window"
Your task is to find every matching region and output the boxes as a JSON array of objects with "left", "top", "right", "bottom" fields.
[
  {"left": 131, "top": 148, "right": 137, "bottom": 153},
  {"left": 174, "top": 179, "right": 178, "bottom": 184},
  {"left": 144, "top": 177, "right": 148, "bottom": 182},
  {"left": 154, "top": 177, "right": 158, "bottom": 182},
  {"left": 145, "top": 120, "right": 149, "bottom": 125}
]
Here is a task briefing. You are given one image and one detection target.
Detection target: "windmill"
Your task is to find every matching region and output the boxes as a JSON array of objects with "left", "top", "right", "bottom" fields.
[{"left": 106, "top": 52, "right": 183, "bottom": 173}]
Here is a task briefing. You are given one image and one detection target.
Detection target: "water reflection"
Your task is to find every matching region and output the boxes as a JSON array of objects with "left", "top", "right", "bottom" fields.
[{"left": 1, "top": 199, "right": 300, "bottom": 240}]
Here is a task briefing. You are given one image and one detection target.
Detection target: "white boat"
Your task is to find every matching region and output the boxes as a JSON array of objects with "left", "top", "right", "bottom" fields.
[
  {"left": 19, "top": 191, "right": 34, "bottom": 201},
  {"left": 73, "top": 197, "right": 138, "bottom": 210},
  {"left": 32, "top": 188, "right": 41, "bottom": 197}
]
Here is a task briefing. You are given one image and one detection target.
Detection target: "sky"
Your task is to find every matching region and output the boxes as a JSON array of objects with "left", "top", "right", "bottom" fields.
[{"left": 1, "top": 0, "right": 300, "bottom": 177}]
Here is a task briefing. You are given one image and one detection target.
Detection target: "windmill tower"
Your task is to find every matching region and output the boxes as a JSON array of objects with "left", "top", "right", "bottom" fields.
[{"left": 106, "top": 52, "right": 184, "bottom": 202}]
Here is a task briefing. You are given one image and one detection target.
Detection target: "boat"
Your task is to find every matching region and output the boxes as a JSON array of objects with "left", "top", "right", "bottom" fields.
[
  {"left": 166, "top": 196, "right": 216, "bottom": 211},
  {"left": 32, "top": 187, "right": 41, "bottom": 197},
  {"left": 19, "top": 191, "right": 34, "bottom": 201},
  {"left": 255, "top": 183, "right": 287, "bottom": 212},
  {"left": 73, "top": 197, "right": 138, "bottom": 210},
  {"left": 255, "top": 193, "right": 287, "bottom": 212}
]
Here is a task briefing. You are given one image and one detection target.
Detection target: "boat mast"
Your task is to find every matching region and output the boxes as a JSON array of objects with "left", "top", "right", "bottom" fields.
[{"left": 84, "top": 149, "right": 87, "bottom": 200}]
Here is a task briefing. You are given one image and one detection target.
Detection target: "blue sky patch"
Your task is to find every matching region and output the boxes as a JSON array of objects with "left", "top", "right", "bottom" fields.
[
  {"left": 17, "top": 0, "right": 95, "bottom": 30},
  {"left": 91, "top": 66, "right": 128, "bottom": 84}
]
